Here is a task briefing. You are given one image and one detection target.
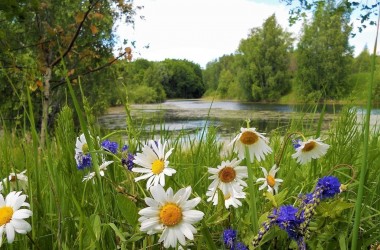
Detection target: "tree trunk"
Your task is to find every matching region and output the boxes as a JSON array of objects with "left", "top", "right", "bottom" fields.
[{"left": 40, "top": 67, "right": 51, "bottom": 148}]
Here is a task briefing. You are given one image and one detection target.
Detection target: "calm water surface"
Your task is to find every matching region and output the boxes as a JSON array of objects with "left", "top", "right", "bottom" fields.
[{"left": 98, "top": 99, "right": 379, "bottom": 137}]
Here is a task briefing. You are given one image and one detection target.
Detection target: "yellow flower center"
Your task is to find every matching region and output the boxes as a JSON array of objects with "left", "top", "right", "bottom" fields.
[
  {"left": 239, "top": 131, "right": 259, "bottom": 145},
  {"left": 302, "top": 141, "right": 316, "bottom": 152},
  {"left": 0, "top": 206, "right": 13, "bottom": 226},
  {"left": 267, "top": 175, "right": 276, "bottom": 187},
  {"left": 159, "top": 203, "right": 182, "bottom": 226},
  {"left": 218, "top": 167, "right": 236, "bottom": 183},
  {"left": 82, "top": 143, "right": 89, "bottom": 154},
  {"left": 151, "top": 159, "right": 165, "bottom": 174}
]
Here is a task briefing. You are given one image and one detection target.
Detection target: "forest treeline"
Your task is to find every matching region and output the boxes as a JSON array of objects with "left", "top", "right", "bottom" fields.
[
  {"left": 1, "top": 0, "right": 379, "bottom": 132},
  {"left": 114, "top": 1, "right": 379, "bottom": 105}
]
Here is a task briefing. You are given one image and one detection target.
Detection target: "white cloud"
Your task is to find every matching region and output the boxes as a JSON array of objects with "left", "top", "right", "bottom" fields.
[{"left": 115, "top": 0, "right": 378, "bottom": 67}]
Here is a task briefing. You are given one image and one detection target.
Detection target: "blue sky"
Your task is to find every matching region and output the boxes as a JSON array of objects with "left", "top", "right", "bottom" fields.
[{"left": 116, "top": 0, "right": 378, "bottom": 68}]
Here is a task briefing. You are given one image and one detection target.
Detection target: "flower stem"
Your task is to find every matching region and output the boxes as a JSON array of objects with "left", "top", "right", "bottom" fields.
[
  {"left": 275, "top": 132, "right": 304, "bottom": 168},
  {"left": 245, "top": 147, "right": 259, "bottom": 235}
]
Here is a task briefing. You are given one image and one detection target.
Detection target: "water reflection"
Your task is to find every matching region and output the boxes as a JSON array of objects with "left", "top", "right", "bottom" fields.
[
  {"left": 165, "top": 99, "right": 346, "bottom": 113},
  {"left": 98, "top": 100, "right": 379, "bottom": 137}
]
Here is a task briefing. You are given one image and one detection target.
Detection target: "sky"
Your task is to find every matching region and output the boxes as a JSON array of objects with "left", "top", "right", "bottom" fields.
[{"left": 116, "top": 0, "right": 379, "bottom": 68}]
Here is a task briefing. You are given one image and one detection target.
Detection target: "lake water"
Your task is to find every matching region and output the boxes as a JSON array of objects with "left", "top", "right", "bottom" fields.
[{"left": 98, "top": 99, "right": 379, "bottom": 137}]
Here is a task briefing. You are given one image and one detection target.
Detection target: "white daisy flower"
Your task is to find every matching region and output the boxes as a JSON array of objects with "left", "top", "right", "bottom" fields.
[
  {"left": 74, "top": 133, "right": 93, "bottom": 169},
  {"left": 229, "top": 127, "right": 272, "bottom": 162},
  {"left": 2, "top": 170, "right": 28, "bottom": 191},
  {"left": 75, "top": 133, "right": 89, "bottom": 155},
  {"left": 256, "top": 164, "right": 283, "bottom": 194},
  {"left": 292, "top": 138, "right": 330, "bottom": 164},
  {"left": 132, "top": 140, "right": 176, "bottom": 190},
  {"left": 0, "top": 191, "right": 33, "bottom": 246},
  {"left": 206, "top": 187, "right": 246, "bottom": 209},
  {"left": 207, "top": 158, "right": 247, "bottom": 195},
  {"left": 82, "top": 160, "right": 113, "bottom": 183},
  {"left": 82, "top": 172, "right": 96, "bottom": 182},
  {"left": 138, "top": 185, "right": 204, "bottom": 248}
]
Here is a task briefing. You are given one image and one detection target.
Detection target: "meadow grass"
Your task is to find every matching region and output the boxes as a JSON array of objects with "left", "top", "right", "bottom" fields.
[{"left": 0, "top": 94, "right": 380, "bottom": 249}]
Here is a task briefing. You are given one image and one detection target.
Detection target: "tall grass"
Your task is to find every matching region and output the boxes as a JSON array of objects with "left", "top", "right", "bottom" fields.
[
  {"left": 0, "top": 70, "right": 380, "bottom": 249},
  {"left": 1, "top": 95, "right": 380, "bottom": 249},
  {"left": 351, "top": 11, "right": 380, "bottom": 249}
]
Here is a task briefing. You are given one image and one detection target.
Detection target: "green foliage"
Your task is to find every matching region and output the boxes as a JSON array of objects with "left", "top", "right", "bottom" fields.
[
  {"left": 203, "top": 60, "right": 221, "bottom": 91},
  {"left": 114, "top": 58, "right": 204, "bottom": 102},
  {"left": 159, "top": 59, "right": 205, "bottom": 98},
  {"left": 202, "top": 15, "right": 293, "bottom": 102},
  {"left": 202, "top": 1, "right": 380, "bottom": 104},
  {"left": 0, "top": 0, "right": 137, "bottom": 132},
  {"left": 283, "top": 0, "right": 380, "bottom": 35},
  {"left": 116, "top": 194, "right": 138, "bottom": 227},
  {"left": 238, "top": 14, "right": 293, "bottom": 101},
  {"left": 295, "top": 0, "right": 353, "bottom": 101},
  {"left": 347, "top": 69, "right": 380, "bottom": 104},
  {"left": 352, "top": 46, "right": 372, "bottom": 73},
  {"left": 128, "top": 84, "right": 161, "bottom": 104}
]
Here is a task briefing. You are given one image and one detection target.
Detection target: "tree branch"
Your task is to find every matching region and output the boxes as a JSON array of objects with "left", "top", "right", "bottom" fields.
[
  {"left": 50, "top": 0, "right": 99, "bottom": 67},
  {"left": 7, "top": 39, "right": 52, "bottom": 52},
  {"left": 51, "top": 51, "right": 128, "bottom": 90}
]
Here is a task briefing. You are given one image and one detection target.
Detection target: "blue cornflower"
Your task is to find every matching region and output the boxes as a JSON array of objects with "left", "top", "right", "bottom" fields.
[
  {"left": 223, "top": 229, "right": 237, "bottom": 249},
  {"left": 272, "top": 205, "right": 304, "bottom": 241},
  {"left": 121, "top": 144, "right": 134, "bottom": 170},
  {"left": 233, "top": 242, "right": 248, "bottom": 250},
  {"left": 300, "top": 192, "right": 313, "bottom": 205},
  {"left": 121, "top": 145, "right": 129, "bottom": 152},
  {"left": 292, "top": 139, "right": 302, "bottom": 149},
  {"left": 316, "top": 176, "right": 341, "bottom": 199},
  {"left": 101, "top": 139, "right": 119, "bottom": 154},
  {"left": 122, "top": 153, "right": 135, "bottom": 171},
  {"left": 76, "top": 153, "right": 92, "bottom": 170}
]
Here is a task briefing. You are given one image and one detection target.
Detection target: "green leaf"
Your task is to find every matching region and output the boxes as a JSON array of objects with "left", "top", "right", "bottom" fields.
[
  {"left": 263, "top": 191, "right": 277, "bottom": 207},
  {"left": 91, "top": 215, "right": 101, "bottom": 241},
  {"left": 258, "top": 211, "right": 270, "bottom": 224},
  {"left": 264, "top": 189, "right": 289, "bottom": 209},
  {"left": 108, "top": 223, "right": 127, "bottom": 242},
  {"left": 126, "top": 232, "right": 145, "bottom": 243},
  {"left": 338, "top": 233, "right": 347, "bottom": 250},
  {"left": 116, "top": 194, "right": 138, "bottom": 227},
  {"left": 216, "top": 188, "right": 225, "bottom": 211},
  {"left": 205, "top": 208, "right": 230, "bottom": 225},
  {"left": 317, "top": 199, "right": 355, "bottom": 219}
]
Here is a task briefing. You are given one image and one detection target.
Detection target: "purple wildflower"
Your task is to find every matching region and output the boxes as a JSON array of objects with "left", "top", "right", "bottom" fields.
[
  {"left": 233, "top": 242, "right": 248, "bottom": 250},
  {"left": 223, "top": 229, "right": 237, "bottom": 249},
  {"left": 315, "top": 176, "right": 341, "bottom": 199},
  {"left": 76, "top": 153, "right": 92, "bottom": 170},
  {"left": 121, "top": 145, "right": 129, "bottom": 152},
  {"left": 122, "top": 153, "right": 135, "bottom": 171},
  {"left": 101, "top": 139, "right": 119, "bottom": 154},
  {"left": 272, "top": 205, "right": 304, "bottom": 241}
]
